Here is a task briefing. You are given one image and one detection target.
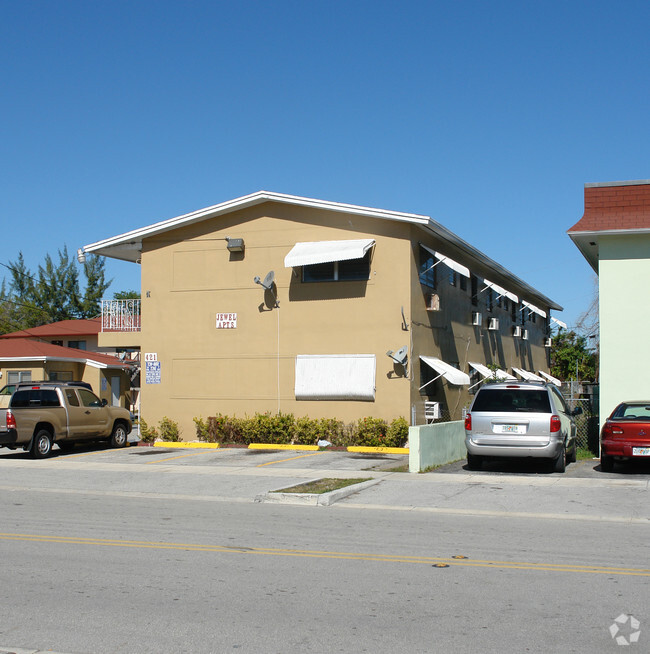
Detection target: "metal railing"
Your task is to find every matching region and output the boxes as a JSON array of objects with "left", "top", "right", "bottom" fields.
[{"left": 101, "top": 299, "right": 141, "bottom": 332}]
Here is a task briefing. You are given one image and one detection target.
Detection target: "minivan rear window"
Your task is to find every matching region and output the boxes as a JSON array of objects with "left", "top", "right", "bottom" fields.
[
  {"left": 472, "top": 389, "right": 551, "bottom": 413},
  {"left": 10, "top": 389, "right": 61, "bottom": 408}
]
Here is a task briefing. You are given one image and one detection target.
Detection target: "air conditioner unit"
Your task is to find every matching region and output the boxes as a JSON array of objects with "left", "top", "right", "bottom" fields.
[
  {"left": 426, "top": 293, "right": 440, "bottom": 311},
  {"left": 472, "top": 312, "right": 482, "bottom": 326},
  {"left": 544, "top": 337, "right": 552, "bottom": 347},
  {"left": 513, "top": 325, "right": 522, "bottom": 337},
  {"left": 424, "top": 401, "right": 440, "bottom": 423},
  {"left": 522, "top": 329, "right": 529, "bottom": 340},
  {"left": 488, "top": 318, "right": 499, "bottom": 331}
]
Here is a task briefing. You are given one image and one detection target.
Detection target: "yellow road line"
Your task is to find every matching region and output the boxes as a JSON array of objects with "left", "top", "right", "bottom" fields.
[
  {"left": 0, "top": 532, "right": 647, "bottom": 577},
  {"left": 256, "top": 451, "right": 323, "bottom": 467},
  {"left": 145, "top": 452, "right": 204, "bottom": 464}
]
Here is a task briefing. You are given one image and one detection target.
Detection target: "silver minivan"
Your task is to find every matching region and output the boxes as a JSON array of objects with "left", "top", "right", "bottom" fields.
[{"left": 464, "top": 381, "right": 581, "bottom": 472}]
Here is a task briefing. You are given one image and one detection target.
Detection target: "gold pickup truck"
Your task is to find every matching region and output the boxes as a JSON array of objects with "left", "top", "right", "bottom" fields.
[{"left": 0, "top": 382, "right": 132, "bottom": 458}]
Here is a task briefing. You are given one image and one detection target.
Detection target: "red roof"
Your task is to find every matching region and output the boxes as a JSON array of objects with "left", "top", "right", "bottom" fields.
[
  {"left": 0, "top": 338, "right": 128, "bottom": 368},
  {"left": 0, "top": 317, "right": 101, "bottom": 340},
  {"left": 569, "top": 181, "right": 650, "bottom": 233}
]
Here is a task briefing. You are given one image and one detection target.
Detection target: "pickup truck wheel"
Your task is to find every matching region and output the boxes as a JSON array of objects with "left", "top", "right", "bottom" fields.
[
  {"left": 110, "top": 423, "right": 128, "bottom": 448},
  {"left": 31, "top": 429, "right": 53, "bottom": 458}
]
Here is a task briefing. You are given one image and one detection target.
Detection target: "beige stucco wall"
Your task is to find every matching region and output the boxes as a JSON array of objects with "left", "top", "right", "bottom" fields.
[
  {"left": 135, "top": 201, "right": 553, "bottom": 440},
  {"left": 598, "top": 234, "right": 650, "bottom": 427},
  {"left": 0, "top": 361, "right": 131, "bottom": 409},
  {"left": 139, "top": 203, "right": 414, "bottom": 438},
  {"left": 408, "top": 227, "right": 551, "bottom": 424}
]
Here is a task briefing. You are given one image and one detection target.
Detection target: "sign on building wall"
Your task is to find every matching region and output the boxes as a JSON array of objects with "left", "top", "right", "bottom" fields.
[
  {"left": 146, "top": 361, "right": 161, "bottom": 384},
  {"left": 216, "top": 313, "right": 237, "bottom": 329},
  {"left": 144, "top": 352, "right": 158, "bottom": 362}
]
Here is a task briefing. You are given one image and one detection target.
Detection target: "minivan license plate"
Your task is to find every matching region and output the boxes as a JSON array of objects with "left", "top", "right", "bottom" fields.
[
  {"left": 497, "top": 424, "right": 524, "bottom": 434},
  {"left": 632, "top": 447, "right": 650, "bottom": 456}
]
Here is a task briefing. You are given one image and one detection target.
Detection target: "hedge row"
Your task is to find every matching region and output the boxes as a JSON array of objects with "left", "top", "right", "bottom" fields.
[{"left": 191, "top": 413, "right": 409, "bottom": 448}]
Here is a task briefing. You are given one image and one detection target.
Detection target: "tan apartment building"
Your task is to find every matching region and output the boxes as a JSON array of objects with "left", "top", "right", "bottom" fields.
[{"left": 80, "top": 191, "right": 562, "bottom": 439}]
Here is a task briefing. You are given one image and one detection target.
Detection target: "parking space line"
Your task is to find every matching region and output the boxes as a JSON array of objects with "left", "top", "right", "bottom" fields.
[
  {"left": 256, "top": 452, "right": 324, "bottom": 467},
  {"left": 145, "top": 452, "right": 205, "bottom": 465}
]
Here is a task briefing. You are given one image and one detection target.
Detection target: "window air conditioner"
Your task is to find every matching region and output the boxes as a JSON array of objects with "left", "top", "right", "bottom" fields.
[
  {"left": 513, "top": 325, "right": 522, "bottom": 337},
  {"left": 544, "top": 337, "right": 552, "bottom": 347},
  {"left": 424, "top": 401, "right": 440, "bottom": 423},
  {"left": 472, "top": 312, "right": 482, "bottom": 326},
  {"left": 426, "top": 293, "right": 440, "bottom": 311},
  {"left": 488, "top": 318, "right": 499, "bottom": 330},
  {"left": 522, "top": 329, "right": 529, "bottom": 340}
]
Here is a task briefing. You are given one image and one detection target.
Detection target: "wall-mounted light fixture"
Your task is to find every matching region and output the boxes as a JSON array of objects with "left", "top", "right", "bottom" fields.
[{"left": 226, "top": 237, "right": 245, "bottom": 252}]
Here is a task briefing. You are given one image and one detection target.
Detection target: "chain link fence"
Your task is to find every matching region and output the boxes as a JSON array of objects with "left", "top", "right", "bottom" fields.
[{"left": 565, "top": 394, "right": 599, "bottom": 453}]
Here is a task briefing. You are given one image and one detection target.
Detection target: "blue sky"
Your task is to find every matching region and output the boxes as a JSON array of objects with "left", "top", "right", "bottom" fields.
[{"left": 3, "top": 0, "right": 648, "bottom": 329}]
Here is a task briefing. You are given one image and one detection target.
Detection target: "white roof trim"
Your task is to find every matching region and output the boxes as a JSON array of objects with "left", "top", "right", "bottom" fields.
[
  {"left": 551, "top": 316, "right": 567, "bottom": 330},
  {"left": 522, "top": 300, "right": 547, "bottom": 318},
  {"left": 82, "top": 191, "right": 428, "bottom": 263},
  {"left": 419, "top": 356, "right": 470, "bottom": 386},
  {"left": 420, "top": 244, "right": 470, "bottom": 278},
  {"left": 79, "top": 189, "right": 561, "bottom": 310},
  {"left": 538, "top": 370, "right": 562, "bottom": 386},
  {"left": 483, "top": 279, "right": 518, "bottom": 303},
  {"left": 284, "top": 239, "right": 374, "bottom": 268},
  {"left": 468, "top": 361, "right": 516, "bottom": 381}
]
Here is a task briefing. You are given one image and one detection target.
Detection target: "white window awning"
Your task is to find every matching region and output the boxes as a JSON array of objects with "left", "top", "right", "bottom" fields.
[
  {"left": 468, "top": 361, "right": 516, "bottom": 381},
  {"left": 295, "top": 354, "right": 376, "bottom": 400},
  {"left": 522, "top": 300, "right": 547, "bottom": 318},
  {"left": 551, "top": 316, "right": 567, "bottom": 330},
  {"left": 284, "top": 239, "right": 375, "bottom": 268},
  {"left": 483, "top": 279, "right": 518, "bottom": 304},
  {"left": 420, "top": 244, "right": 470, "bottom": 278},
  {"left": 512, "top": 367, "right": 545, "bottom": 382},
  {"left": 538, "top": 370, "right": 562, "bottom": 386},
  {"left": 419, "top": 356, "right": 471, "bottom": 387}
]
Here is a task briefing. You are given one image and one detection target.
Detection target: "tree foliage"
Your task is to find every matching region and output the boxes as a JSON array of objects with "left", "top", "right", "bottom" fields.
[
  {"left": 0, "top": 248, "right": 112, "bottom": 334},
  {"left": 550, "top": 330, "right": 598, "bottom": 382}
]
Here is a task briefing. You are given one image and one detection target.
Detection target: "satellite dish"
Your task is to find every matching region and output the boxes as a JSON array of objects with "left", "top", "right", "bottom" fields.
[
  {"left": 387, "top": 346, "right": 408, "bottom": 366},
  {"left": 254, "top": 270, "right": 275, "bottom": 290},
  {"left": 261, "top": 270, "right": 275, "bottom": 290}
]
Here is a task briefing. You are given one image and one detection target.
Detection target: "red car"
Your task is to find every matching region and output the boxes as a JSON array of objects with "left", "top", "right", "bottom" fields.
[{"left": 600, "top": 401, "right": 650, "bottom": 472}]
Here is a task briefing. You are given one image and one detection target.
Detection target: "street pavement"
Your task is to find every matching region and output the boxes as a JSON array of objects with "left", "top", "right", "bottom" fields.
[{"left": 0, "top": 443, "right": 647, "bottom": 523}]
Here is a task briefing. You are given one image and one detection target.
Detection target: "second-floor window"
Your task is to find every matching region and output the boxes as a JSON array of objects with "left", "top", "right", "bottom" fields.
[
  {"left": 418, "top": 246, "right": 437, "bottom": 289},
  {"left": 302, "top": 251, "right": 371, "bottom": 282}
]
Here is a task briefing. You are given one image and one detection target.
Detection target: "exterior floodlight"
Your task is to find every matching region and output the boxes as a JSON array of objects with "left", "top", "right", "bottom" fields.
[
  {"left": 77, "top": 248, "right": 86, "bottom": 263},
  {"left": 226, "top": 237, "right": 245, "bottom": 252}
]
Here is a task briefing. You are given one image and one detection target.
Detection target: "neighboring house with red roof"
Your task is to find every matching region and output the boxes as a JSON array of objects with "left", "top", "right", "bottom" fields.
[
  {"left": 0, "top": 321, "right": 136, "bottom": 410},
  {"left": 568, "top": 179, "right": 650, "bottom": 427}
]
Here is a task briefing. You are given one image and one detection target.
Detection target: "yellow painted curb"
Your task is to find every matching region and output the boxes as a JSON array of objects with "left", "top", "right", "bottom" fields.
[
  {"left": 347, "top": 446, "right": 410, "bottom": 454},
  {"left": 248, "top": 443, "right": 320, "bottom": 451},
  {"left": 152, "top": 441, "right": 220, "bottom": 449}
]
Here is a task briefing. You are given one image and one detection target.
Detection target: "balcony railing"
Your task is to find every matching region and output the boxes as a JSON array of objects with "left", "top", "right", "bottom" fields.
[{"left": 101, "top": 299, "right": 141, "bottom": 332}]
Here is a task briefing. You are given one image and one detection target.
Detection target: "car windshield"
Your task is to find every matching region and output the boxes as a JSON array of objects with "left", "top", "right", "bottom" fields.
[
  {"left": 611, "top": 404, "right": 650, "bottom": 420},
  {"left": 472, "top": 389, "right": 551, "bottom": 413}
]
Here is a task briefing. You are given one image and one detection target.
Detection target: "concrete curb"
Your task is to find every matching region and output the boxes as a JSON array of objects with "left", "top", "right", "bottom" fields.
[
  {"left": 255, "top": 478, "right": 383, "bottom": 506},
  {"left": 150, "top": 441, "right": 409, "bottom": 455}
]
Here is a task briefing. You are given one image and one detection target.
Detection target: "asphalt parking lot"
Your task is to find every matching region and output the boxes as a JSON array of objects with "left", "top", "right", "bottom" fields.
[{"left": 1, "top": 441, "right": 648, "bottom": 480}]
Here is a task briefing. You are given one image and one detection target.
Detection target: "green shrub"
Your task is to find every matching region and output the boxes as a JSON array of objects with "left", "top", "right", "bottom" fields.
[
  {"left": 242, "top": 412, "right": 296, "bottom": 444},
  {"left": 159, "top": 416, "right": 181, "bottom": 442},
  {"left": 193, "top": 416, "right": 211, "bottom": 442},
  {"left": 294, "top": 416, "right": 319, "bottom": 445},
  {"left": 352, "top": 416, "right": 390, "bottom": 447},
  {"left": 387, "top": 417, "right": 409, "bottom": 447},
  {"left": 139, "top": 418, "right": 158, "bottom": 443}
]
